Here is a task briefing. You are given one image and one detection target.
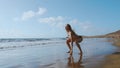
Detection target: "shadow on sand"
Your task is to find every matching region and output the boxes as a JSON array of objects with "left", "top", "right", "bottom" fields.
[{"left": 112, "top": 52, "right": 120, "bottom": 55}]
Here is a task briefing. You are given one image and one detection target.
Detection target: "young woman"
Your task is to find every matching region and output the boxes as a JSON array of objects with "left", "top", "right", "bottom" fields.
[{"left": 65, "top": 24, "right": 83, "bottom": 55}]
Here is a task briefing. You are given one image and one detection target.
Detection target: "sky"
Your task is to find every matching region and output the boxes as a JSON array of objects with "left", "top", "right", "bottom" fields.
[{"left": 0, "top": 0, "right": 120, "bottom": 38}]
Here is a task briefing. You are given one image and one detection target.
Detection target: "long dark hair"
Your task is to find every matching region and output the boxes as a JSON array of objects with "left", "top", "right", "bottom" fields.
[{"left": 65, "top": 24, "right": 76, "bottom": 35}]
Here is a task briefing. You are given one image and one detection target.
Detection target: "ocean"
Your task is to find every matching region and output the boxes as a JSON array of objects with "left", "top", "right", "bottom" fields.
[
  {"left": 0, "top": 38, "right": 118, "bottom": 68},
  {"left": 0, "top": 38, "right": 65, "bottom": 50}
]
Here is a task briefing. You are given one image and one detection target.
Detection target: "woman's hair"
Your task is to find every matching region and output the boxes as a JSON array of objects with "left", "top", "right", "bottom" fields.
[
  {"left": 65, "top": 24, "right": 76, "bottom": 35},
  {"left": 66, "top": 24, "right": 72, "bottom": 31}
]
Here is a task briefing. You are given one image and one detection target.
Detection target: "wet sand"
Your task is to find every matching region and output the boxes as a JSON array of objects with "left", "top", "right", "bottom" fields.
[
  {"left": 101, "top": 38, "right": 120, "bottom": 68},
  {"left": 102, "top": 52, "right": 120, "bottom": 68},
  {"left": 113, "top": 39, "right": 120, "bottom": 46},
  {"left": 0, "top": 38, "right": 120, "bottom": 68}
]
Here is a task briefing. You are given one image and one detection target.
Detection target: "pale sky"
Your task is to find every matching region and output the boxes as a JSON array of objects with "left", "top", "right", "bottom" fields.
[{"left": 0, "top": 0, "right": 120, "bottom": 38}]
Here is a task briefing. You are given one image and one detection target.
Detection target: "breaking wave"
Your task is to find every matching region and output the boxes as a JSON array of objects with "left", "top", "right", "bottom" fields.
[{"left": 0, "top": 38, "right": 65, "bottom": 50}]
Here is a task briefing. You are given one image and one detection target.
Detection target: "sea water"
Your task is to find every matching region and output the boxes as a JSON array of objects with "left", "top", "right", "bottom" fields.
[{"left": 0, "top": 38, "right": 117, "bottom": 68}]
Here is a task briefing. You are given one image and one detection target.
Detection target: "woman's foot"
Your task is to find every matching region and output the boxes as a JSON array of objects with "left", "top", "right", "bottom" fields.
[
  {"left": 67, "top": 51, "right": 70, "bottom": 53},
  {"left": 70, "top": 50, "right": 73, "bottom": 55},
  {"left": 78, "top": 52, "right": 83, "bottom": 55}
]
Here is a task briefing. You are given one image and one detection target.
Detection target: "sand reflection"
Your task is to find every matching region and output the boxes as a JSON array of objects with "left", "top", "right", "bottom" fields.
[{"left": 67, "top": 54, "right": 84, "bottom": 68}]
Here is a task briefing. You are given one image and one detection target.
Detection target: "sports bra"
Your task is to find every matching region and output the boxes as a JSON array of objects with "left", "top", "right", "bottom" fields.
[{"left": 67, "top": 31, "right": 72, "bottom": 38}]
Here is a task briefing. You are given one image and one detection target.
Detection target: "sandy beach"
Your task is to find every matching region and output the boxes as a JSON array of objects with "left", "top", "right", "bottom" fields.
[
  {"left": 0, "top": 0, "right": 120, "bottom": 68},
  {"left": 0, "top": 38, "right": 120, "bottom": 68}
]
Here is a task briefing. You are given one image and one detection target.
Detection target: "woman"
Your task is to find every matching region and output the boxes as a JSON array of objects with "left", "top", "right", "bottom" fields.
[{"left": 65, "top": 24, "right": 83, "bottom": 55}]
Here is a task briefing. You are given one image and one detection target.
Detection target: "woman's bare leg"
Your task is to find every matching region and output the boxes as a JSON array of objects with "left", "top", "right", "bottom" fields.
[
  {"left": 76, "top": 42, "right": 83, "bottom": 55},
  {"left": 70, "top": 42, "right": 73, "bottom": 55},
  {"left": 66, "top": 39, "right": 71, "bottom": 53}
]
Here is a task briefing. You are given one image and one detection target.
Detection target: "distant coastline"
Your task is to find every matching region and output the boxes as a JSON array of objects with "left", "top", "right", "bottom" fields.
[
  {"left": 82, "top": 30, "right": 120, "bottom": 47},
  {"left": 83, "top": 30, "right": 120, "bottom": 39}
]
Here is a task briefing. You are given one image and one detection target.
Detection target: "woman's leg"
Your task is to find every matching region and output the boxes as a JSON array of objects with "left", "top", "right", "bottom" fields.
[
  {"left": 75, "top": 42, "right": 83, "bottom": 55},
  {"left": 66, "top": 39, "right": 71, "bottom": 53},
  {"left": 70, "top": 42, "right": 73, "bottom": 55}
]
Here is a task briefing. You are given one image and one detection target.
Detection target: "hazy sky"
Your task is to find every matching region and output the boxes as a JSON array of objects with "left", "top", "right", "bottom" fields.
[{"left": 0, "top": 0, "right": 120, "bottom": 38}]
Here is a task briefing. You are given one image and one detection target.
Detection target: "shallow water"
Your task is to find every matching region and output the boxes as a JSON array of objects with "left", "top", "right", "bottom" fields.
[{"left": 0, "top": 38, "right": 118, "bottom": 68}]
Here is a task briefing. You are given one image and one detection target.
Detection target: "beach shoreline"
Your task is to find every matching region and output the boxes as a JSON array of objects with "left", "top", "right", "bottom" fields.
[{"left": 0, "top": 38, "right": 120, "bottom": 68}]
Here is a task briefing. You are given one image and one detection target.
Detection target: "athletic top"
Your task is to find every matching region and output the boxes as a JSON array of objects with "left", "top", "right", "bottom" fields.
[{"left": 67, "top": 31, "right": 72, "bottom": 38}]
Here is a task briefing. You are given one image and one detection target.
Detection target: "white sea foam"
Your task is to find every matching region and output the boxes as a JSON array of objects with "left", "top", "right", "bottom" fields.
[{"left": 0, "top": 38, "right": 65, "bottom": 50}]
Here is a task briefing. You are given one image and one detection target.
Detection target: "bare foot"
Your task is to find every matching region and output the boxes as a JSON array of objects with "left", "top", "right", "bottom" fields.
[
  {"left": 78, "top": 52, "right": 83, "bottom": 55},
  {"left": 67, "top": 51, "right": 70, "bottom": 53},
  {"left": 70, "top": 50, "right": 73, "bottom": 55}
]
